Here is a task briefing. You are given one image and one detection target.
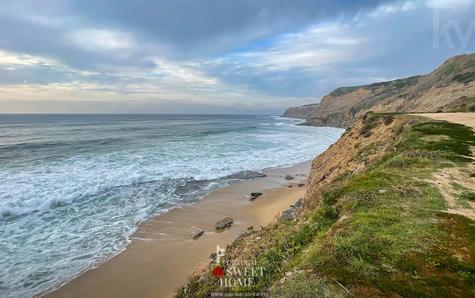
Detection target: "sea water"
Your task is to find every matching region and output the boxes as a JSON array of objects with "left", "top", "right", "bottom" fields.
[{"left": 0, "top": 114, "right": 343, "bottom": 297}]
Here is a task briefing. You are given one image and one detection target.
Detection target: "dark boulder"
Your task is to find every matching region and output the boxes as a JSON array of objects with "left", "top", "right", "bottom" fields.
[
  {"left": 192, "top": 229, "right": 204, "bottom": 239},
  {"left": 249, "top": 192, "right": 263, "bottom": 201},
  {"left": 281, "top": 208, "right": 298, "bottom": 221},
  {"left": 291, "top": 198, "right": 304, "bottom": 209},
  {"left": 281, "top": 198, "right": 305, "bottom": 221},
  {"left": 216, "top": 217, "right": 233, "bottom": 230}
]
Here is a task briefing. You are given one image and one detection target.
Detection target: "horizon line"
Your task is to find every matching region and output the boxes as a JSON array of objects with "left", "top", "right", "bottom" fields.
[{"left": 0, "top": 112, "right": 280, "bottom": 116}]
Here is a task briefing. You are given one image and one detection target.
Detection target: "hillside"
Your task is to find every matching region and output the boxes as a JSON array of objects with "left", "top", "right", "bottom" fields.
[
  {"left": 282, "top": 103, "right": 320, "bottom": 119},
  {"left": 283, "top": 54, "right": 475, "bottom": 127},
  {"left": 177, "top": 113, "right": 475, "bottom": 297}
]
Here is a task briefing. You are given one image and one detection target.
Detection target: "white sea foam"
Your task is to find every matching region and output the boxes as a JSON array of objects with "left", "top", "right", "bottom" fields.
[{"left": 0, "top": 115, "right": 343, "bottom": 297}]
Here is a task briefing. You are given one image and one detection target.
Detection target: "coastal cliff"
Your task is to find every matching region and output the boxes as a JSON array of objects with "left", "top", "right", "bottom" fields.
[
  {"left": 177, "top": 112, "right": 475, "bottom": 297},
  {"left": 177, "top": 54, "right": 475, "bottom": 296},
  {"left": 282, "top": 103, "right": 320, "bottom": 119},
  {"left": 283, "top": 54, "right": 475, "bottom": 127}
]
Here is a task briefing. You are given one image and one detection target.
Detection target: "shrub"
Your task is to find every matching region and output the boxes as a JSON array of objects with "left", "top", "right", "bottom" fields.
[
  {"left": 383, "top": 114, "right": 394, "bottom": 125},
  {"left": 322, "top": 188, "right": 346, "bottom": 205},
  {"left": 459, "top": 191, "right": 475, "bottom": 202}
]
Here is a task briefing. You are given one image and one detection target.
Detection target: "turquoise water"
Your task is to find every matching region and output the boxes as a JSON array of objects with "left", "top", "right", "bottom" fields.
[{"left": 0, "top": 114, "right": 343, "bottom": 297}]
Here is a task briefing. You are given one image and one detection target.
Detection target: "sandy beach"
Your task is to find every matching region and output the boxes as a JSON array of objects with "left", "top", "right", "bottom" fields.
[{"left": 46, "top": 161, "right": 310, "bottom": 298}]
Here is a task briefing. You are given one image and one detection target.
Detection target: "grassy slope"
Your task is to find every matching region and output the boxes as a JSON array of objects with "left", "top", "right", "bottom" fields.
[{"left": 177, "top": 114, "right": 475, "bottom": 297}]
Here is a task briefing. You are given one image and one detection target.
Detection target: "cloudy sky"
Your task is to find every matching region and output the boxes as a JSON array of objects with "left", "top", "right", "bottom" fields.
[{"left": 0, "top": 0, "right": 474, "bottom": 114}]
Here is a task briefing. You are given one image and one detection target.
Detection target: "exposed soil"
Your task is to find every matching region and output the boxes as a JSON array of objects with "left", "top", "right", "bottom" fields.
[
  {"left": 431, "top": 166, "right": 475, "bottom": 220},
  {"left": 417, "top": 113, "right": 475, "bottom": 220},
  {"left": 414, "top": 112, "right": 475, "bottom": 130}
]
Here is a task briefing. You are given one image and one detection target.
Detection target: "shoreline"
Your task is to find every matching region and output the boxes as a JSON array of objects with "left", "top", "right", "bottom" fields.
[{"left": 46, "top": 161, "right": 311, "bottom": 298}]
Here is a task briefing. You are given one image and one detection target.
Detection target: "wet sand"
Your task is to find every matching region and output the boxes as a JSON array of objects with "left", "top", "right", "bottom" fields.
[{"left": 46, "top": 162, "right": 310, "bottom": 298}]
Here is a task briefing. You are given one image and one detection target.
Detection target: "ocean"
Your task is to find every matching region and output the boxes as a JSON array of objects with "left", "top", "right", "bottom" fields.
[{"left": 0, "top": 114, "right": 343, "bottom": 297}]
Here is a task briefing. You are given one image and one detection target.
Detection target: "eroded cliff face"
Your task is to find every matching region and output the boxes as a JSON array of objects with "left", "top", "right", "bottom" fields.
[
  {"left": 282, "top": 103, "right": 319, "bottom": 119},
  {"left": 304, "top": 113, "right": 407, "bottom": 204},
  {"left": 284, "top": 54, "right": 475, "bottom": 128}
]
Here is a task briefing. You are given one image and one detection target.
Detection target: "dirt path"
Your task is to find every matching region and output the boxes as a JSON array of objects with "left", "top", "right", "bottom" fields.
[
  {"left": 413, "top": 113, "right": 475, "bottom": 129},
  {"left": 415, "top": 113, "right": 475, "bottom": 220},
  {"left": 430, "top": 166, "right": 475, "bottom": 220}
]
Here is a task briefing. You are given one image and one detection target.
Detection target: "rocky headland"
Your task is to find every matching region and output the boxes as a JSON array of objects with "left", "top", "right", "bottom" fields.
[{"left": 283, "top": 54, "right": 475, "bottom": 127}]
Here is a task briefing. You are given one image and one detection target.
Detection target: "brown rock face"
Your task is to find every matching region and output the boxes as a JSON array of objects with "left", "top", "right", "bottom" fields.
[
  {"left": 282, "top": 103, "right": 320, "bottom": 119},
  {"left": 304, "top": 114, "right": 408, "bottom": 206},
  {"left": 283, "top": 54, "right": 475, "bottom": 127}
]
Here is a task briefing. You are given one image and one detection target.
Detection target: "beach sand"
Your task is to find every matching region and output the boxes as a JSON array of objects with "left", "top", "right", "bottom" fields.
[{"left": 46, "top": 162, "right": 310, "bottom": 298}]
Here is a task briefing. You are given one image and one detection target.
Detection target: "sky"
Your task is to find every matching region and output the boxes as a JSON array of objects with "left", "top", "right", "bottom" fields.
[{"left": 0, "top": 0, "right": 474, "bottom": 114}]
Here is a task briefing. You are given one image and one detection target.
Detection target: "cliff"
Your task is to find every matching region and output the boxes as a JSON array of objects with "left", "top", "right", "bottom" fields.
[
  {"left": 177, "top": 113, "right": 475, "bottom": 297},
  {"left": 284, "top": 54, "right": 475, "bottom": 127},
  {"left": 282, "top": 103, "right": 320, "bottom": 119}
]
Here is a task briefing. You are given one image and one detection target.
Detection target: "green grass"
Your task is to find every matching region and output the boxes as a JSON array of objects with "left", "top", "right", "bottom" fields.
[
  {"left": 269, "top": 272, "right": 347, "bottom": 297},
  {"left": 402, "top": 121, "right": 475, "bottom": 162},
  {"left": 440, "top": 62, "right": 458, "bottom": 79},
  {"left": 177, "top": 115, "right": 475, "bottom": 297},
  {"left": 453, "top": 72, "right": 475, "bottom": 84},
  {"left": 377, "top": 213, "right": 475, "bottom": 297},
  {"left": 458, "top": 191, "right": 475, "bottom": 208},
  {"left": 251, "top": 205, "right": 339, "bottom": 290},
  {"left": 304, "top": 166, "right": 446, "bottom": 282},
  {"left": 465, "top": 60, "right": 475, "bottom": 68}
]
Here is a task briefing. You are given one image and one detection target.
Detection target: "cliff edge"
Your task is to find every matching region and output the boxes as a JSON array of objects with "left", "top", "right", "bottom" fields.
[{"left": 177, "top": 113, "right": 475, "bottom": 297}]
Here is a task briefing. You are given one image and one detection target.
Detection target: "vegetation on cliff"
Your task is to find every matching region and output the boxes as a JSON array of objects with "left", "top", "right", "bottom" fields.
[{"left": 177, "top": 113, "right": 475, "bottom": 297}]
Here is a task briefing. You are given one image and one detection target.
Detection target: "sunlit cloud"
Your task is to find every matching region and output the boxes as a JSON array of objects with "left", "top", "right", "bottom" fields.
[
  {"left": 68, "top": 29, "right": 136, "bottom": 52},
  {"left": 0, "top": 50, "right": 58, "bottom": 68},
  {"left": 220, "top": 23, "right": 366, "bottom": 72}
]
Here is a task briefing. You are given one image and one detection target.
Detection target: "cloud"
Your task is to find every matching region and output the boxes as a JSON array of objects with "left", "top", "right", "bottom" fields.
[
  {"left": 195, "top": 0, "right": 475, "bottom": 101},
  {"left": 0, "top": 0, "right": 474, "bottom": 113},
  {"left": 0, "top": 50, "right": 57, "bottom": 68},
  {"left": 425, "top": 0, "right": 473, "bottom": 9},
  {"left": 198, "top": 20, "right": 377, "bottom": 98},
  {"left": 68, "top": 29, "right": 135, "bottom": 52},
  {"left": 68, "top": 0, "right": 394, "bottom": 57},
  {"left": 368, "top": 0, "right": 418, "bottom": 17},
  {"left": 224, "top": 23, "right": 367, "bottom": 72}
]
